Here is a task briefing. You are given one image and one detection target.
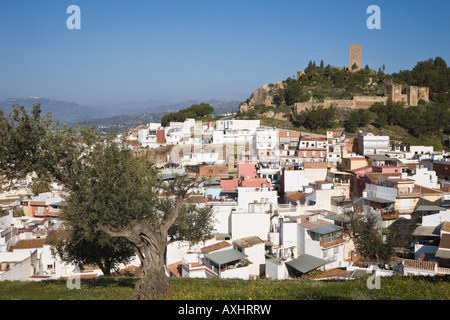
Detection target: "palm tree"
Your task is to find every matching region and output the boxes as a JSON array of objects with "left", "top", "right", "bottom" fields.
[{"left": 31, "top": 177, "right": 52, "bottom": 195}]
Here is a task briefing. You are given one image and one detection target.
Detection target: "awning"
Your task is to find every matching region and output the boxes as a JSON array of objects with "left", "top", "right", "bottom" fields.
[
  {"left": 285, "top": 254, "right": 327, "bottom": 274},
  {"left": 412, "top": 225, "right": 441, "bottom": 237},
  {"left": 364, "top": 196, "right": 395, "bottom": 204},
  {"left": 205, "top": 249, "right": 247, "bottom": 266},
  {"left": 414, "top": 205, "right": 446, "bottom": 212},
  {"left": 435, "top": 249, "right": 450, "bottom": 259},
  {"left": 322, "top": 215, "right": 351, "bottom": 224}
]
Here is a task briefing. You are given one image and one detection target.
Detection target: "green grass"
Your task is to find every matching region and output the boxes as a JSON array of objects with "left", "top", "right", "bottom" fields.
[{"left": 1, "top": 275, "right": 449, "bottom": 300}]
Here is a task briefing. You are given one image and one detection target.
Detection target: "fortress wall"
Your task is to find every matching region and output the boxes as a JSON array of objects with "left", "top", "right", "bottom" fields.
[
  {"left": 293, "top": 102, "right": 325, "bottom": 113},
  {"left": 324, "top": 99, "right": 354, "bottom": 109},
  {"left": 353, "top": 96, "right": 387, "bottom": 109},
  {"left": 418, "top": 87, "right": 430, "bottom": 103},
  {"left": 407, "top": 86, "right": 418, "bottom": 106}
]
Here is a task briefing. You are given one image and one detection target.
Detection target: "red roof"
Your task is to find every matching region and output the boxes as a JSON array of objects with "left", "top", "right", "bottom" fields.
[{"left": 301, "top": 138, "right": 327, "bottom": 141}]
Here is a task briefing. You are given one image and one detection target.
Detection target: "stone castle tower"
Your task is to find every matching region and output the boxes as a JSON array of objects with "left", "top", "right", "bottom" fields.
[
  {"left": 349, "top": 44, "right": 362, "bottom": 71},
  {"left": 385, "top": 84, "right": 430, "bottom": 106}
]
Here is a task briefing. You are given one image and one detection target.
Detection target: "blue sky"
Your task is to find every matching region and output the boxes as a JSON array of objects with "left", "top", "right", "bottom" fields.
[{"left": 0, "top": 0, "right": 449, "bottom": 106}]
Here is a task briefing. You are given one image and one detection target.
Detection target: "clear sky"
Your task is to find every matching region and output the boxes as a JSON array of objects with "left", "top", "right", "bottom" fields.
[{"left": 0, "top": 0, "right": 449, "bottom": 106}]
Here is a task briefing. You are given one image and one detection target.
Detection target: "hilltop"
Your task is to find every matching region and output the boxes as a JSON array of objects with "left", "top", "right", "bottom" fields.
[{"left": 236, "top": 57, "right": 450, "bottom": 150}]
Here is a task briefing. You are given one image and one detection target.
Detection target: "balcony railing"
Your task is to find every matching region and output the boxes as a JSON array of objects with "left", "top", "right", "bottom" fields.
[
  {"left": 437, "top": 267, "right": 450, "bottom": 275},
  {"left": 398, "top": 188, "right": 421, "bottom": 196}
]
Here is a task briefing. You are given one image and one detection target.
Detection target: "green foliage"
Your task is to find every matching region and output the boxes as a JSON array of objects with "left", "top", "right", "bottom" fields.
[
  {"left": 47, "top": 227, "right": 135, "bottom": 276},
  {"left": 0, "top": 104, "right": 52, "bottom": 181},
  {"left": 0, "top": 276, "right": 449, "bottom": 300},
  {"left": 283, "top": 78, "right": 310, "bottom": 105},
  {"left": 30, "top": 176, "right": 53, "bottom": 195},
  {"left": 300, "top": 60, "right": 384, "bottom": 97},
  {"left": 369, "top": 99, "right": 450, "bottom": 138},
  {"left": 294, "top": 107, "right": 335, "bottom": 130},
  {"left": 161, "top": 103, "right": 214, "bottom": 127},
  {"left": 343, "top": 205, "right": 394, "bottom": 265},
  {"left": 344, "top": 109, "right": 371, "bottom": 132},
  {"left": 392, "top": 57, "right": 450, "bottom": 103}
]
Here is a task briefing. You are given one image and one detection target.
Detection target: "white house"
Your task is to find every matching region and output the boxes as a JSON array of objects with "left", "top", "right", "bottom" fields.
[
  {"left": 233, "top": 236, "right": 266, "bottom": 277},
  {"left": 398, "top": 259, "right": 438, "bottom": 276},
  {"left": 357, "top": 131, "right": 390, "bottom": 156},
  {"left": 203, "top": 246, "right": 249, "bottom": 280},
  {"left": 231, "top": 212, "right": 270, "bottom": 241},
  {"left": 215, "top": 119, "right": 260, "bottom": 133},
  {"left": 297, "top": 213, "right": 347, "bottom": 270},
  {"left": 236, "top": 187, "right": 278, "bottom": 213},
  {"left": 412, "top": 210, "right": 450, "bottom": 261},
  {"left": 256, "top": 128, "right": 279, "bottom": 162},
  {"left": 282, "top": 169, "right": 311, "bottom": 193},
  {"left": 0, "top": 250, "right": 38, "bottom": 281}
]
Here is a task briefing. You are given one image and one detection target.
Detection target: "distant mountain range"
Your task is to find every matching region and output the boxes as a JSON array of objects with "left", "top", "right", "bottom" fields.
[
  {"left": 0, "top": 97, "right": 101, "bottom": 123},
  {"left": 0, "top": 97, "right": 241, "bottom": 128}
]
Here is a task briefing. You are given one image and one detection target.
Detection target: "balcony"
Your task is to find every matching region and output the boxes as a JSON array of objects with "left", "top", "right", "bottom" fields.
[
  {"left": 320, "top": 237, "right": 346, "bottom": 249},
  {"left": 398, "top": 188, "right": 421, "bottom": 197}
]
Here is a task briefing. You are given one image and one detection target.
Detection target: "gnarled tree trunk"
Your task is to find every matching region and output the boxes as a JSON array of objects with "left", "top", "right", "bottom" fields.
[
  {"left": 131, "top": 233, "right": 172, "bottom": 300},
  {"left": 98, "top": 212, "right": 182, "bottom": 300}
]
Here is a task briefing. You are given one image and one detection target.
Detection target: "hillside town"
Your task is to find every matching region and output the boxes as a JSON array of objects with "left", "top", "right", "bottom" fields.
[{"left": 1, "top": 116, "right": 450, "bottom": 283}]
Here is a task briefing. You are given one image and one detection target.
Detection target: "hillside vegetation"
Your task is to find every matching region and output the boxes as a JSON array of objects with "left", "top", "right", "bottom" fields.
[{"left": 236, "top": 57, "right": 450, "bottom": 150}]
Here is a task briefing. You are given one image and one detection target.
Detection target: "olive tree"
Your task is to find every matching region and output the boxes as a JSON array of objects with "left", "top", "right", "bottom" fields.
[{"left": 65, "top": 142, "right": 216, "bottom": 299}]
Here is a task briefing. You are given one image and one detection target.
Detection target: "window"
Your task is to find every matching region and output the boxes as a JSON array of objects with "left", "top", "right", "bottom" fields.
[{"left": 208, "top": 170, "right": 213, "bottom": 174}]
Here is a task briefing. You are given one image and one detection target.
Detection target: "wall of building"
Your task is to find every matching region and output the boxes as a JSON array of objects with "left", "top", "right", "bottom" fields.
[
  {"left": 281, "top": 221, "right": 297, "bottom": 248},
  {"left": 231, "top": 213, "right": 270, "bottom": 241},
  {"left": 242, "top": 243, "right": 265, "bottom": 277},
  {"left": 0, "top": 250, "right": 36, "bottom": 281},
  {"left": 265, "top": 259, "right": 285, "bottom": 280},
  {"left": 198, "top": 166, "right": 229, "bottom": 177}
]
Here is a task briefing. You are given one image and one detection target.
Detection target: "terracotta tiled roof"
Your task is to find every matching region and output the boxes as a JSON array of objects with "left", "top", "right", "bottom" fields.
[
  {"left": 388, "top": 178, "right": 415, "bottom": 183},
  {"left": 201, "top": 241, "right": 232, "bottom": 253},
  {"left": 416, "top": 185, "right": 444, "bottom": 195},
  {"left": 301, "top": 138, "right": 327, "bottom": 141},
  {"left": 313, "top": 268, "right": 352, "bottom": 280},
  {"left": 439, "top": 233, "right": 450, "bottom": 250},
  {"left": 304, "top": 162, "right": 328, "bottom": 169},
  {"left": 278, "top": 131, "right": 301, "bottom": 138},
  {"left": 365, "top": 173, "right": 401, "bottom": 183},
  {"left": 10, "top": 238, "right": 46, "bottom": 250},
  {"left": 402, "top": 259, "right": 436, "bottom": 271},
  {"left": 233, "top": 236, "right": 263, "bottom": 248},
  {"left": 187, "top": 195, "right": 207, "bottom": 203},
  {"left": 298, "top": 217, "right": 331, "bottom": 230},
  {"left": 286, "top": 191, "right": 307, "bottom": 201},
  {"left": 442, "top": 221, "right": 450, "bottom": 233},
  {"left": 168, "top": 261, "right": 182, "bottom": 278}
]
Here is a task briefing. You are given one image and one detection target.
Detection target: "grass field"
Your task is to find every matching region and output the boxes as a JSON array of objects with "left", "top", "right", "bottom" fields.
[{"left": 1, "top": 275, "right": 449, "bottom": 300}]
